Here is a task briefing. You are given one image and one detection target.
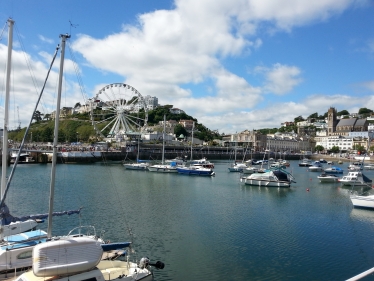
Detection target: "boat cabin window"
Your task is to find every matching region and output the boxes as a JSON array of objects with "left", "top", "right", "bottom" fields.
[{"left": 17, "top": 250, "right": 32, "bottom": 259}]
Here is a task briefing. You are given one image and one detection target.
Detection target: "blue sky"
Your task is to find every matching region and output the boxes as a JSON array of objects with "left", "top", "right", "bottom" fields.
[{"left": 0, "top": 0, "right": 373, "bottom": 134}]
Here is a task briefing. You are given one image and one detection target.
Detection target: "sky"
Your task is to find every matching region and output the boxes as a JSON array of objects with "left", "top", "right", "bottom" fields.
[{"left": 0, "top": 0, "right": 373, "bottom": 135}]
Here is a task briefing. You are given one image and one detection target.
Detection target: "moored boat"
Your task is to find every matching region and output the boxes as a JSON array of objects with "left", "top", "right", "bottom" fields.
[
  {"left": 228, "top": 162, "right": 247, "bottom": 172},
  {"left": 339, "top": 171, "right": 372, "bottom": 187},
  {"left": 317, "top": 173, "right": 339, "bottom": 183},
  {"left": 240, "top": 169, "right": 295, "bottom": 187},
  {"left": 298, "top": 158, "right": 312, "bottom": 167},
  {"left": 350, "top": 194, "right": 374, "bottom": 209},
  {"left": 191, "top": 157, "right": 215, "bottom": 168},
  {"left": 324, "top": 166, "right": 343, "bottom": 174},
  {"left": 308, "top": 161, "right": 324, "bottom": 172},
  {"left": 123, "top": 161, "right": 150, "bottom": 170},
  {"left": 364, "top": 163, "right": 374, "bottom": 170},
  {"left": 177, "top": 165, "right": 215, "bottom": 176}
]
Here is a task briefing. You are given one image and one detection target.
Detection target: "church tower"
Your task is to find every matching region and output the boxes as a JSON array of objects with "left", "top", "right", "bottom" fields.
[{"left": 327, "top": 107, "right": 337, "bottom": 135}]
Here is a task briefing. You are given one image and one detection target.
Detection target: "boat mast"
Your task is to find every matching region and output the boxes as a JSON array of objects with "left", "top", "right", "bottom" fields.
[
  {"left": 47, "top": 34, "right": 70, "bottom": 238},
  {"left": 1, "top": 19, "right": 14, "bottom": 200},
  {"left": 161, "top": 115, "right": 165, "bottom": 165}
]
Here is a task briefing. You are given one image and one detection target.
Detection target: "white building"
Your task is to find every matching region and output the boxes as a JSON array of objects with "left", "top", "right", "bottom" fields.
[
  {"left": 315, "top": 135, "right": 353, "bottom": 151},
  {"left": 143, "top": 95, "right": 159, "bottom": 110}
]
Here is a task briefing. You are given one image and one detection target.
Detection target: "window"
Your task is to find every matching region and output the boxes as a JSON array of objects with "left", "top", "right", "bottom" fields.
[{"left": 17, "top": 251, "right": 32, "bottom": 260}]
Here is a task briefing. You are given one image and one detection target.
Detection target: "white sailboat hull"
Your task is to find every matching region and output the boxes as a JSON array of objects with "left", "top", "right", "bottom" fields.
[
  {"left": 0, "top": 230, "right": 47, "bottom": 273},
  {"left": 2, "top": 219, "right": 38, "bottom": 237},
  {"left": 148, "top": 164, "right": 178, "bottom": 172},
  {"left": 123, "top": 163, "right": 149, "bottom": 170},
  {"left": 243, "top": 178, "right": 290, "bottom": 187}
]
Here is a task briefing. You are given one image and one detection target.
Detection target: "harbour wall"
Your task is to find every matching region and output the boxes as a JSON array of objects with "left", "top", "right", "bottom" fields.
[{"left": 16, "top": 144, "right": 373, "bottom": 164}]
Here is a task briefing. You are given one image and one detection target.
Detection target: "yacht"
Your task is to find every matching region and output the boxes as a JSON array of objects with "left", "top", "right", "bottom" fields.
[
  {"left": 308, "top": 161, "right": 324, "bottom": 172},
  {"left": 339, "top": 171, "right": 372, "bottom": 187},
  {"left": 240, "top": 169, "right": 295, "bottom": 188}
]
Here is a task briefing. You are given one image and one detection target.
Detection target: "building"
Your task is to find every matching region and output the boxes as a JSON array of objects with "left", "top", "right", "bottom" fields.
[
  {"left": 327, "top": 107, "right": 368, "bottom": 136},
  {"left": 222, "top": 130, "right": 267, "bottom": 151},
  {"left": 179, "top": 120, "right": 195, "bottom": 131},
  {"left": 169, "top": 108, "right": 185, "bottom": 114},
  {"left": 143, "top": 95, "right": 159, "bottom": 111}
]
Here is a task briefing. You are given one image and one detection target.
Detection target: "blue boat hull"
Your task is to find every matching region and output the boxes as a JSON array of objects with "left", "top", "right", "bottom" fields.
[{"left": 176, "top": 167, "right": 214, "bottom": 176}]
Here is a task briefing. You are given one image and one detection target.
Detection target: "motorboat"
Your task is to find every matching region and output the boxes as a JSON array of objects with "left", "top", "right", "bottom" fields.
[
  {"left": 364, "top": 163, "right": 374, "bottom": 170},
  {"left": 177, "top": 165, "right": 215, "bottom": 176},
  {"left": 240, "top": 169, "right": 295, "bottom": 187},
  {"left": 270, "top": 161, "right": 286, "bottom": 169},
  {"left": 10, "top": 151, "right": 35, "bottom": 163},
  {"left": 324, "top": 166, "right": 344, "bottom": 174},
  {"left": 298, "top": 158, "right": 312, "bottom": 167},
  {"left": 308, "top": 161, "right": 324, "bottom": 172},
  {"left": 228, "top": 162, "right": 247, "bottom": 172},
  {"left": 350, "top": 194, "right": 374, "bottom": 209},
  {"left": 327, "top": 161, "right": 334, "bottom": 165},
  {"left": 242, "top": 166, "right": 259, "bottom": 174},
  {"left": 191, "top": 157, "right": 215, "bottom": 168},
  {"left": 348, "top": 162, "right": 363, "bottom": 171},
  {"left": 319, "top": 159, "right": 327, "bottom": 163},
  {"left": 123, "top": 161, "right": 150, "bottom": 170},
  {"left": 147, "top": 162, "right": 178, "bottom": 172},
  {"left": 339, "top": 171, "right": 372, "bottom": 187},
  {"left": 317, "top": 173, "right": 339, "bottom": 183}
]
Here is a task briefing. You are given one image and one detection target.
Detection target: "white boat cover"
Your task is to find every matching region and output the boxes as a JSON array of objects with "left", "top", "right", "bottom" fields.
[{"left": 33, "top": 237, "right": 103, "bottom": 277}]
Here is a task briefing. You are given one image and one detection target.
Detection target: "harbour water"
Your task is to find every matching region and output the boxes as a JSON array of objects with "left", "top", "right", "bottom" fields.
[{"left": 5, "top": 160, "right": 374, "bottom": 280}]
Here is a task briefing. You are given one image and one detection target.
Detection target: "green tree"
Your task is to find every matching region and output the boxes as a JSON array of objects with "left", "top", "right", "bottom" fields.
[
  {"left": 337, "top": 110, "right": 349, "bottom": 116},
  {"left": 40, "top": 126, "right": 54, "bottom": 142},
  {"left": 33, "top": 110, "right": 43, "bottom": 123},
  {"left": 174, "top": 124, "right": 188, "bottom": 138},
  {"left": 330, "top": 146, "right": 340, "bottom": 153},
  {"left": 315, "top": 145, "right": 324, "bottom": 153},
  {"left": 294, "top": 115, "right": 305, "bottom": 123},
  {"left": 43, "top": 113, "right": 51, "bottom": 121},
  {"left": 308, "top": 112, "right": 318, "bottom": 119},
  {"left": 353, "top": 144, "right": 366, "bottom": 154},
  {"left": 358, "top": 107, "right": 373, "bottom": 116}
]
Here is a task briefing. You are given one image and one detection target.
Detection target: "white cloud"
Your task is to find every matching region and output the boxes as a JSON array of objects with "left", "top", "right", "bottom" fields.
[
  {"left": 2, "top": 0, "right": 370, "bottom": 134},
  {"left": 38, "top": 35, "right": 54, "bottom": 44},
  {"left": 255, "top": 63, "right": 303, "bottom": 95}
]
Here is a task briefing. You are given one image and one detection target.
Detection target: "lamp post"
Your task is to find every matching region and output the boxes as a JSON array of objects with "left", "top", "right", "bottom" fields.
[{"left": 76, "top": 132, "right": 79, "bottom": 143}]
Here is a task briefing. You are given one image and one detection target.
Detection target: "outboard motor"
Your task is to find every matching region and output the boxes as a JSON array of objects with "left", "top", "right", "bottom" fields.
[
  {"left": 149, "top": 260, "right": 165, "bottom": 269},
  {"left": 139, "top": 257, "right": 165, "bottom": 270}
]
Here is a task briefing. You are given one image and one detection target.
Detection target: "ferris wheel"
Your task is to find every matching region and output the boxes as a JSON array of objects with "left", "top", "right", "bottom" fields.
[{"left": 90, "top": 83, "right": 148, "bottom": 140}]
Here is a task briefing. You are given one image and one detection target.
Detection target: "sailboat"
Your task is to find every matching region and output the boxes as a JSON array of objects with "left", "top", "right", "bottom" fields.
[
  {"left": 123, "top": 133, "right": 149, "bottom": 170},
  {"left": 176, "top": 122, "right": 215, "bottom": 176},
  {"left": 0, "top": 24, "right": 102, "bottom": 279},
  {"left": 13, "top": 33, "right": 164, "bottom": 281},
  {"left": 228, "top": 136, "right": 247, "bottom": 172},
  {"left": 148, "top": 115, "right": 178, "bottom": 172}
]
